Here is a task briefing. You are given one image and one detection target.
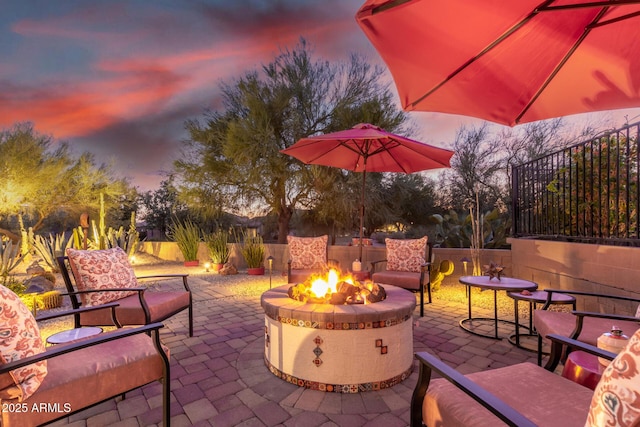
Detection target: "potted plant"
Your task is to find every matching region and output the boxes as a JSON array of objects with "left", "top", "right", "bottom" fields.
[
  {"left": 240, "top": 232, "right": 265, "bottom": 275},
  {"left": 169, "top": 219, "right": 201, "bottom": 266},
  {"left": 205, "top": 229, "right": 230, "bottom": 272}
]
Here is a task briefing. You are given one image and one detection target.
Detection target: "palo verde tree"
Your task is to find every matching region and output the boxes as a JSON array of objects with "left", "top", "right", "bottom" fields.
[
  {"left": 176, "top": 39, "right": 409, "bottom": 243},
  {"left": 0, "top": 122, "right": 132, "bottom": 234}
]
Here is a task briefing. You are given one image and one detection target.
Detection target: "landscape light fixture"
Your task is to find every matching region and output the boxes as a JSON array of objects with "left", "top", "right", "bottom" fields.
[{"left": 267, "top": 256, "right": 274, "bottom": 289}]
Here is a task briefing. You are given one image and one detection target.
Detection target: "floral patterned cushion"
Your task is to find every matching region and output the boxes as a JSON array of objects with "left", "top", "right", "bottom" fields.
[
  {"left": 66, "top": 247, "right": 138, "bottom": 307},
  {"left": 287, "top": 235, "right": 328, "bottom": 270},
  {"left": 0, "top": 285, "right": 48, "bottom": 401},
  {"left": 585, "top": 328, "right": 640, "bottom": 426},
  {"left": 386, "top": 236, "right": 428, "bottom": 273}
]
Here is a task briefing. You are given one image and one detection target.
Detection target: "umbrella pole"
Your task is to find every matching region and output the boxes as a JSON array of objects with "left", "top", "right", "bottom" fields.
[{"left": 359, "top": 167, "right": 366, "bottom": 261}]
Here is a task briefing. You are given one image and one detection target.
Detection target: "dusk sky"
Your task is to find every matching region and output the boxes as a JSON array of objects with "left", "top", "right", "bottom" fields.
[{"left": 3, "top": 0, "right": 640, "bottom": 191}]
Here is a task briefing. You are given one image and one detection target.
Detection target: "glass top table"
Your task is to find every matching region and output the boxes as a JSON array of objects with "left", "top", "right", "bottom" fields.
[
  {"left": 458, "top": 275, "right": 538, "bottom": 340},
  {"left": 46, "top": 327, "right": 103, "bottom": 345}
]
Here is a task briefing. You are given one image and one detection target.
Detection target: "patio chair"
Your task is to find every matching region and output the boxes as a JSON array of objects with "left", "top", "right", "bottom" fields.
[
  {"left": 370, "top": 237, "right": 432, "bottom": 317},
  {"left": 0, "top": 285, "right": 170, "bottom": 427},
  {"left": 286, "top": 235, "right": 338, "bottom": 283},
  {"left": 410, "top": 332, "right": 636, "bottom": 427},
  {"left": 57, "top": 247, "right": 193, "bottom": 337},
  {"left": 533, "top": 289, "right": 640, "bottom": 365}
]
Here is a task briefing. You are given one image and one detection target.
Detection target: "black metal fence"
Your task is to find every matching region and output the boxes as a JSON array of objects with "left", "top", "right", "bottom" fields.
[{"left": 512, "top": 121, "right": 640, "bottom": 246}]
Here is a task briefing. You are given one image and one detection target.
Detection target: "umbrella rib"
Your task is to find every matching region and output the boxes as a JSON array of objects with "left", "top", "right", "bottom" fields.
[
  {"left": 514, "top": 6, "right": 610, "bottom": 124},
  {"left": 408, "top": 0, "right": 556, "bottom": 110},
  {"left": 537, "top": 0, "right": 640, "bottom": 11},
  {"left": 589, "top": 10, "right": 640, "bottom": 27}
]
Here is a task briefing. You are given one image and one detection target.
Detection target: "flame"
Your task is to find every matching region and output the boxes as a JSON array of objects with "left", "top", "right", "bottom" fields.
[{"left": 310, "top": 269, "right": 340, "bottom": 298}]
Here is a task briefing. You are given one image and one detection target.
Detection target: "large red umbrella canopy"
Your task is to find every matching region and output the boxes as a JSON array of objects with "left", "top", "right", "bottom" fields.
[
  {"left": 356, "top": 0, "right": 640, "bottom": 126},
  {"left": 281, "top": 123, "right": 454, "bottom": 258}
]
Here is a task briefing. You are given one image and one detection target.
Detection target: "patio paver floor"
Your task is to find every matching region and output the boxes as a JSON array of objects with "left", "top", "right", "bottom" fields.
[{"left": 45, "top": 263, "right": 539, "bottom": 427}]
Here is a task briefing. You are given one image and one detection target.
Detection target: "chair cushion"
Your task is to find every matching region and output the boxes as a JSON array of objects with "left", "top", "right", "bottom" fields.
[
  {"left": 385, "top": 236, "right": 427, "bottom": 272},
  {"left": 585, "top": 329, "right": 640, "bottom": 426},
  {"left": 78, "top": 290, "right": 190, "bottom": 326},
  {"left": 424, "top": 362, "right": 593, "bottom": 427},
  {"left": 534, "top": 310, "right": 640, "bottom": 346},
  {"left": 0, "top": 285, "right": 47, "bottom": 401},
  {"left": 66, "top": 247, "right": 138, "bottom": 306},
  {"left": 372, "top": 270, "right": 421, "bottom": 291},
  {"left": 287, "top": 235, "right": 328, "bottom": 270},
  {"left": 1, "top": 332, "right": 165, "bottom": 426}
]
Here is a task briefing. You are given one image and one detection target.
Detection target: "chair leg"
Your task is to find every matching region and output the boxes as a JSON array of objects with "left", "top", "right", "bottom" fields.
[
  {"left": 419, "top": 288, "right": 424, "bottom": 317},
  {"left": 537, "top": 335, "right": 543, "bottom": 366},
  {"left": 188, "top": 304, "right": 194, "bottom": 337}
]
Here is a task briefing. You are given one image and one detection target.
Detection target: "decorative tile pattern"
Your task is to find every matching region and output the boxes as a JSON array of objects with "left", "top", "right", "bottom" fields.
[
  {"left": 375, "top": 339, "right": 388, "bottom": 355},
  {"left": 264, "top": 326, "right": 270, "bottom": 348},
  {"left": 265, "top": 356, "right": 412, "bottom": 393},
  {"left": 313, "top": 335, "right": 323, "bottom": 367},
  {"left": 271, "top": 313, "right": 413, "bottom": 330}
]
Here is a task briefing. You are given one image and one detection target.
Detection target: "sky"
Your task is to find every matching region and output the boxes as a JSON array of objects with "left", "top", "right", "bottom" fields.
[{"left": 2, "top": 0, "right": 640, "bottom": 192}]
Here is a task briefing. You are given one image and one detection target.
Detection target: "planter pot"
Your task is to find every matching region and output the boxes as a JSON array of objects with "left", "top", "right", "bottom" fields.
[
  {"left": 212, "top": 263, "right": 224, "bottom": 272},
  {"left": 184, "top": 260, "right": 199, "bottom": 267},
  {"left": 247, "top": 267, "right": 265, "bottom": 275}
]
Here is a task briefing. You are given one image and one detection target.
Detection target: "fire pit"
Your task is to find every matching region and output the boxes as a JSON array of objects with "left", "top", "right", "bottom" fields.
[{"left": 261, "top": 270, "right": 416, "bottom": 393}]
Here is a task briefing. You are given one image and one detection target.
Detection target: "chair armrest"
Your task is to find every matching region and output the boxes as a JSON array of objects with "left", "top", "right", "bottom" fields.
[
  {"left": 411, "top": 352, "right": 537, "bottom": 427},
  {"left": 136, "top": 274, "right": 191, "bottom": 292},
  {"left": 566, "top": 310, "right": 640, "bottom": 346},
  {"left": 543, "top": 289, "right": 640, "bottom": 308},
  {"left": 0, "top": 322, "right": 164, "bottom": 374},
  {"left": 544, "top": 333, "right": 617, "bottom": 370},
  {"left": 572, "top": 311, "right": 639, "bottom": 322},
  {"left": 370, "top": 259, "right": 387, "bottom": 273},
  {"left": 61, "top": 287, "right": 147, "bottom": 294},
  {"left": 35, "top": 302, "right": 120, "bottom": 322}
]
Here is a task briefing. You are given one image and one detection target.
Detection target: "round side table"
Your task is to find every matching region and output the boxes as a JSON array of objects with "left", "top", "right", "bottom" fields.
[
  {"left": 459, "top": 276, "right": 538, "bottom": 340},
  {"left": 561, "top": 351, "right": 604, "bottom": 390},
  {"left": 46, "top": 327, "right": 103, "bottom": 346},
  {"left": 507, "top": 290, "right": 576, "bottom": 351}
]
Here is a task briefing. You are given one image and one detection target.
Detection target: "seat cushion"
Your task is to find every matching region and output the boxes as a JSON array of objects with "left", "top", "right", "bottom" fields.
[
  {"left": 0, "top": 285, "right": 47, "bottom": 401},
  {"left": 372, "top": 270, "right": 421, "bottom": 291},
  {"left": 424, "top": 362, "right": 593, "bottom": 427},
  {"left": 1, "top": 332, "right": 165, "bottom": 426},
  {"left": 534, "top": 310, "right": 640, "bottom": 346},
  {"left": 66, "top": 247, "right": 138, "bottom": 306},
  {"left": 78, "top": 290, "right": 190, "bottom": 326},
  {"left": 385, "top": 236, "right": 427, "bottom": 272},
  {"left": 287, "top": 235, "right": 328, "bottom": 270},
  {"left": 585, "top": 328, "right": 640, "bottom": 426}
]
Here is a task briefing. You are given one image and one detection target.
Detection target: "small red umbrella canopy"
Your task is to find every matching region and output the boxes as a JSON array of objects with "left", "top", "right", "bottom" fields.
[
  {"left": 356, "top": 0, "right": 640, "bottom": 126},
  {"left": 281, "top": 123, "right": 454, "bottom": 259}
]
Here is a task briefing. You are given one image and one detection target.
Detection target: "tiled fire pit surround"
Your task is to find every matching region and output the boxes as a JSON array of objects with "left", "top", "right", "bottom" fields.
[{"left": 261, "top": 284, "right": 416, "bottom": 393}]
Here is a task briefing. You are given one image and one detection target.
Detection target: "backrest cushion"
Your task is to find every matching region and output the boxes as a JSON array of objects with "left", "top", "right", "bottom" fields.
[
  {"left": 287, "top": 235, "right": 328, "bottom": 270},
  {"left": 386, "top": 236, "right": 428, "bottom": 273},
  {"left": 585, "top": 328, "right": 640, "bottom": 426},
  {"left": 66, "top": 247, "right": 138, "bottom": 307},
  {"left": 0, "top": 285, "right": 48, "bottom": 401}
]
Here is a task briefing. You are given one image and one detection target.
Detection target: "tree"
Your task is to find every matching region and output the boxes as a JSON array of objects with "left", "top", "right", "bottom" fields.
[
  {"left": 138, "top": 177, "right": 188, "bottom": 235},
  {"left": 175, "top": 39, "right": 409, "bottom": 243},
  {"left": 0, "top": 122, "right": 132, "bottom": 233}
]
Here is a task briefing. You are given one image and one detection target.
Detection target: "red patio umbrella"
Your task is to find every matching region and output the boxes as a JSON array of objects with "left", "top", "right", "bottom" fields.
[
  {"left": 356, "top": 0, "right": 640, "bottom": 126},
  {"left": 280, "top": 123, "right": 454, "bottom": 259}
]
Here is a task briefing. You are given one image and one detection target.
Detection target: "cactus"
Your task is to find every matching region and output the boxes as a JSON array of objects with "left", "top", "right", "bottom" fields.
[
  {"left": 18, "top": 214, "right": 31, "bottom": 265},
  {"left": 31, "top": 231, "right": 73, "bottom": 272},
  {"left": 0, "top": 238, "right": 22, "bottom": 279},
  {"left": 430, "top": 259, "right": 454, "bottom": 292}
]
